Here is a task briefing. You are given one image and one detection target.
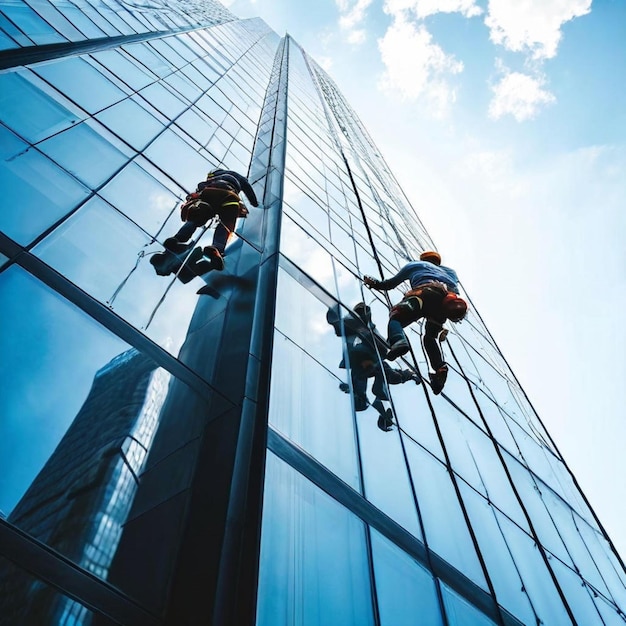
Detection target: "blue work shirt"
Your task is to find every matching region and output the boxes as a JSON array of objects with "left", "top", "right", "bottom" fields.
[{"left": 378, "top": 261, "right": 460, "bottom": 293}]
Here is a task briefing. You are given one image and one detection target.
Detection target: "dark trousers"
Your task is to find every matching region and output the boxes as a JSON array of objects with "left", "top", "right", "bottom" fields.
[
  {"left": 174, "top": 189, "right": 240, "bottom": 253},
  {"left": 388, "top": 287, "right": 447, "bottom": 370}
]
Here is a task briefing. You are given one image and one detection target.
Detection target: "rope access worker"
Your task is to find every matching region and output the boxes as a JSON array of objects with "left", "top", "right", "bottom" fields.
[
  {"left": 151, "top": 168, "right": 259, "bottom": 277},
  {"left": 363, "top": 251, "right": 468, "bottom": 395},
  {"left": 327, "top": 302, "right": 418, "bottom": 431}
]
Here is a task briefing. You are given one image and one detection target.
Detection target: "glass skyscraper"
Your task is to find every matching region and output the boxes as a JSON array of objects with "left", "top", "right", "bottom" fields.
[{"left": 1, "top": 1, "right": 624, "bottom": 625}]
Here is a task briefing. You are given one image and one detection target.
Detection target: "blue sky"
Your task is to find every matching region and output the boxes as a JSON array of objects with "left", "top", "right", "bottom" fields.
[{"left": 226, "top": 0, "right": 626, "bottom": 559}]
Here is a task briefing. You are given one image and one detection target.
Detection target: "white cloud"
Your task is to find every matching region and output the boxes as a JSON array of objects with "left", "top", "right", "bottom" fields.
[
  {"left": 335, "top": 0, "right": 373, "bottom": 44},
  {"left": 377, "top": 16, "right": 463, "bottom": 112},
  {"left": 347, "top": 29, "right": 367, "bottom": 45},
  {"left": 489, "top": 66, "right": 556, "bottom": 121},
  {"left": 384, "top": 0, "right": 482, "bottom": 19},
  {"left": 485, "top": 0, "right": 592, "bottom": 60}
]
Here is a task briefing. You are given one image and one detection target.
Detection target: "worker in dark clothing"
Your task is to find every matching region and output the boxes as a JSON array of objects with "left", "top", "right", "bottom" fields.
[
  {"left": 327, "top": 302, "right": 418, "bottom": 431},
  {"left": 151, "top": 169, "right": 259, "bottom": 278},
  {"left": 364, "top": 251, "right": 468, "bottom": 395}
]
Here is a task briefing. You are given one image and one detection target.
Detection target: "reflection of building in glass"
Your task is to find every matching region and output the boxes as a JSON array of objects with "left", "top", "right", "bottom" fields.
[
  {"left": 1, "top": 0, "right": 625, "bottom": 625},
  {"left": 0, "top": 349, "right": 169, "bottom": 625}
]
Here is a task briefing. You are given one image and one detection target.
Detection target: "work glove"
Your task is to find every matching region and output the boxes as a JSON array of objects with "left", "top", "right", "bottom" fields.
[{"left": 364, "top": 275, "right": 382, "bottom": 290}]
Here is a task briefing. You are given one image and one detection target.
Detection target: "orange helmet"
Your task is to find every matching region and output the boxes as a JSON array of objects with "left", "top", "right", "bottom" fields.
[
  {"left": 420, "top": 251, "right": 441, "bottom": 265},
  {"left": 442, "top": 293, "right": 467, "bottom": 322}
]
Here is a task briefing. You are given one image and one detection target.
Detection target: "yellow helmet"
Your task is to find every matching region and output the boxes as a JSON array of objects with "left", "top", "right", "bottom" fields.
[{"left": 420, "top": 251, "right": 441, "bottom": 265}]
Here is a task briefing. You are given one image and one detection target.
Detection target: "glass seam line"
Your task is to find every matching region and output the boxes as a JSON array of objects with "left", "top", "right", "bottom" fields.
[
  {"left": 0, "top": 519, "right": 160, "bottom": 626},
  {"left": 0, "top": 232, "right": 233, "bottom": 408},
  {"left": 266, "top": 427, "right": 525, "bottom": 626},
  {"left": 448, "top": 341, "right": 579, "bottom": 624},
  {"left": 0, "top": 23, "right": 231, "bottom": 70},
  {"left": 211, "top": 34, "right": 289, "bottom": 626},
  {"left": 300, "top": 43, "right": 478, "bottom": 625}
]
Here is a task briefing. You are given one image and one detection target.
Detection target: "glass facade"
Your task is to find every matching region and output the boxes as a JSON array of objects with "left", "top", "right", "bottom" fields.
[{"left": 1, "top": 1, "right": 624, "bottom": 624}]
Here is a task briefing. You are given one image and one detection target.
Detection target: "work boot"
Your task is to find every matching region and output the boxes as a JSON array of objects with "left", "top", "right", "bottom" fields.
[
  {"left": 386, "top": 338, "right": 410, "bottom": 361},
  {"left": 429, "top": 364, "right": 448, "bottom": 395},
  {"left": 203, "top": 246, "right": 225, "bottom": 271},
  {"left": 377, "top": 408, "right": 394, "bottom": 432},
  {"left": 176, "top": 247, "right": 205, "bottom": 283},
  {"left": 150, "top": 251, "right": 180, "bottom": 276},
  {"left": 163, "top": 237, "right": 190, "bottom": 254}
]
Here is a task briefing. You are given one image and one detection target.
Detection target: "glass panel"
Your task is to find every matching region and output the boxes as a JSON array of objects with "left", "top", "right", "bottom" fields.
[
  {"left": 91, "top": 49, "right": 154, "bottom": 91},
  {"left": 143, "top": 128, "right": 214, "bottom": 191},
  {"left": 98, "top": 160, "right": 183, "bottom": 237},
  {"left": 0, "top": 71, "right": 82, "bottom": 143},
  {"left": 279, "top": 220, "right": 336, "bottom": 296},
  {"left": 404, "top": 442, "right": 489, "bottom": 590},
  {"left": 37, "top": 121, "right": 131, "bottom": 189},
  {"left": 34, "top": 58, "right": 126, "bottom": 114},
  {"left": 0, "top": 556, "right": 117, "bottom": 625},
  {"left": 594, "top": 593, "right": 626, "bottom": 626},
  {"left": 269, "top": 335, "right": 360, "bottom": 490},
  {"left": 370, "top": 528, "right": 444, "bottom": 626},
  {"left": 31, "top": 195, "right": 214, "bottom": 358},
  {"left": 439, "top": 413, "right": 530, "bottom": 532},
  {"left": 0, "top": 125, "right": 90, "bottom": 245},
  {"left": 503, "top": 452, "right": 572, "bottom": 565},
  {"left": 357, "top": 403, "right": 422, "bottom": 538},
  {"left": 0, "top": 4, "right": 64, "bottom": 45},
  {"left": 256, "top": 453, "right": 374, "bottom": 626},
  {"left": 496, "top": 510, "right": 572, "bottom": 624},
  {"left": 392, "top": 382, "right": 445, "bottom": 462},
  {"left": 274, "top": 268, "right": 338, "bottom": 372},
  {"left": 458, "top": 482, "right": 537, "bottom": 626},
  {"left": 138, "top": 82, "right": 188, "bottom": 119},
  {"left": 549, "top": 557, "right": 604, "bottom": 625},
  {"left": 1, "top": 264, "right": 215, "bottom": 609},
  {"left": 96, "top": 97, "right": 164, "bottom": 151},
  {"left": 440, "top": 583, "right": 497, "bottom": 626}
]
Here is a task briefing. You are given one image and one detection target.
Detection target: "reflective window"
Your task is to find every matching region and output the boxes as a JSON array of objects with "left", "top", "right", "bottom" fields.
[
  {"left": 0, "top": 265, "right": 130, "bottom": 516},
  {"left": 256, "top": 453, "right": 374, "bottom": 626},
  {"left": 370, "top": 529, "right": 444, "bottom": 626},
  {"left": 0, "top": 71, "right": 82, "bottom": 143},
  {"left": 405, "top": 442, "right": 488, "bottom": 590},
  {"left": 37, "top": 120, "right": 131, "bottom": 189},
  {"left": 98, "top": 160, "right": 183, "bottom": 237},
  {"left": 458, "top": 482, "right": 537, "bottom": 625},
  {"left": 143, "top": 128, "right": 214, "bottom": 191},
  {"left": 91, "top": 49, "right": 154, "bottom": 91},
  {"left": 496, "top": 511, "right": 572, "bottom": 624},
  {"left": 0, "top": 556, "right": 118, "bottom": 626},
  {"left": 34, "top": 57, "right": 127, "bottom": 114},
  {"left": 440, "top": 584, "right": 497, "bottom": 626},
  {"left": 269, "top": 335, "right": 360, "bottom": 490},
  {"left": 96, "top": 96, "right": 165, "bottom": 151},
  {"left": 0, "top": 125, "right": 90, "bottom": 245},
  {"left": 139, "top": 82, "right": 189, "bottom": 119},
  {"left": 0, "top": 3, "right": 64, "bottom": 45}
]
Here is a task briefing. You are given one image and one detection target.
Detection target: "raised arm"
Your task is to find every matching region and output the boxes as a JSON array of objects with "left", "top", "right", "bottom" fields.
[{"left": 364, "top": 262, "right": 421, "bottom": 291}]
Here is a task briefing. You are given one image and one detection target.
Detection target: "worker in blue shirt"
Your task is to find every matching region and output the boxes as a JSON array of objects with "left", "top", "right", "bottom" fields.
[{"left": 364, "top": 251, "right": 467, "bottom": 395}]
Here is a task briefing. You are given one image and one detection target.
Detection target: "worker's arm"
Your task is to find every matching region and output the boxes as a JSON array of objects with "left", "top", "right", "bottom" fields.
[{"left": 364, "top": 263, "right": 421, "bottom": 291}]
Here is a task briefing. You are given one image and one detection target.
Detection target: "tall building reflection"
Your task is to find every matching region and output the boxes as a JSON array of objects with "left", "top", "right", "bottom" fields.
[{"left": 0, "top": 349, "right": 170, "bottom": 625}]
